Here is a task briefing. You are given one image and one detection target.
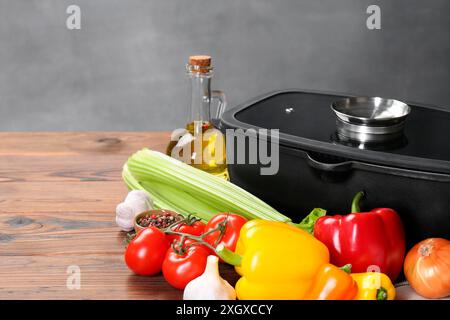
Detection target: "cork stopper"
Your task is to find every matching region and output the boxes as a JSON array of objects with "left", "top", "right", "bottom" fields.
[
  {"left": 188, "top": 55, "right": 212, "bottom": 73},
  {"left": 189, "top": 55, "right": 211, "bottom": 67}
]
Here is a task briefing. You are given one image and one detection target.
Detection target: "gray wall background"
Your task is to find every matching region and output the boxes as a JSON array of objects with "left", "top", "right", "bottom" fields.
[{"left": 0, "top": 0, "right": 449, "bottom": 131}]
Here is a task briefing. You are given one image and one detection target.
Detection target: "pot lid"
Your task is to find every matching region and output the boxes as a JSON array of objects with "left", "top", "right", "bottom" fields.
[{"left": 219, "top": 90, "right": 450, "bottom": 174}]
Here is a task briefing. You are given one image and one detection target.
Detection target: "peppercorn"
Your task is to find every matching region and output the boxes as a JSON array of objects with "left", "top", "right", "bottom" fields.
[{"left": 137, "top": 213, "right": 178, "bottom": 229}]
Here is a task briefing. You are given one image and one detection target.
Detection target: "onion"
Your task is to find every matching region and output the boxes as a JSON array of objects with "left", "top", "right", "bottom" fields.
[{"left": 404, "top": 238, "right": 450, "bottom": 299}]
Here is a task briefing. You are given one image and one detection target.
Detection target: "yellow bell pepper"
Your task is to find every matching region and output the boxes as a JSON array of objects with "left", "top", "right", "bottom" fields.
[
  {"left": 218, "top": 219, "right": 331, "bottom": 299},
  {"left": 351, "top": 272, "right": 396, "bottom": 300}
]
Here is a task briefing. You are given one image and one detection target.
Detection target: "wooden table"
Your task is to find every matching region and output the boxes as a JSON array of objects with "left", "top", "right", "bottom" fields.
[{"left": 0, "top": 132, "right": 239, "bottom": 299}]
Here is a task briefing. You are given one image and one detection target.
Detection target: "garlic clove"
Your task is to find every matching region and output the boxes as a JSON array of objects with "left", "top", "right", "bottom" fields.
[
  {"left": 115, "top": 215, "right": 134, "bottom": 232},
  {"left": 183, "top": 255, "right": 236, "bottom": 300},
  {"left": 124, "top": 190, "right": 153, "bottom": 215},
  {"left": 116, "top": 202, "right": 134, "bottom": 219},
  {"left": 125, "top": 190, "right": 150, "bottom": 203},
  {"left": 116, "top": 202, "right": 135, "bottom": 231},
  {"left": 116, "top": 191, "right": 154, "bottom": 231}
]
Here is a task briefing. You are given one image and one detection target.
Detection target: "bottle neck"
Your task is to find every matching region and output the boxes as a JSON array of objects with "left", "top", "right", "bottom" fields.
[{"left": 187, "top": 67, "right": 212, "bottom": 134}]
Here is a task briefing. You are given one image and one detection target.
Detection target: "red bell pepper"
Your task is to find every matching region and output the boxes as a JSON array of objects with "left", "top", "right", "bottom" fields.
[{"left": 313, "top": 191, "right": 405, "bottom": 281}]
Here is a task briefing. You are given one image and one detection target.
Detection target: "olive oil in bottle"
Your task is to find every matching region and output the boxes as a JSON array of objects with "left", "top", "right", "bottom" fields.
[{"left": 166, "top": 56, "right": 228, "bottom": 180}]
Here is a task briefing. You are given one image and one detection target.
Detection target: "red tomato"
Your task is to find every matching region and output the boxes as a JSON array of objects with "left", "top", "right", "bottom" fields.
[
  {"left": 162, "top": 241, "right": 209, "bottom": 289},
  {"left": 167, "top": 220, "right": 206, "bottom": 243},
  {"left": 203, "top": 213, "right": 247, "bottom": 253},
  {"left": 125, "top": 227, "right": 170, "bottom": 276},
  {"left": 180, "top": 238, "right": 214, "bottom": 255}
]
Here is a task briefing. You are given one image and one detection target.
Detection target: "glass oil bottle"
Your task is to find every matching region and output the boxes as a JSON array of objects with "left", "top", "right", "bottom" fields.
[{"left": 166, "top": 55, "right": 228, "bottom": 179}]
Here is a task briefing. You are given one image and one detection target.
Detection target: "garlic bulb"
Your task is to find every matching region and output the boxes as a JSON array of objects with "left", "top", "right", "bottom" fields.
[
  {"left": 116, "top": 190, "right": 153, "bottom": 231},
  {"left": 183, "top": 255, "right": 236, "bottom": 300}
]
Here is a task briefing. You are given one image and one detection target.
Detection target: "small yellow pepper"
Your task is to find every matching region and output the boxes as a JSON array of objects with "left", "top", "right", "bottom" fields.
[{"left": 351, "top": 272, "right": 396, "bottom": 300}]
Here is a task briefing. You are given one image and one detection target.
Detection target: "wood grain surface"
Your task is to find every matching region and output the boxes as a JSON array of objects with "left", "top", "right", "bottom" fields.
[{"left": 0, "top": 132, "right": 239, "bottom": 299}]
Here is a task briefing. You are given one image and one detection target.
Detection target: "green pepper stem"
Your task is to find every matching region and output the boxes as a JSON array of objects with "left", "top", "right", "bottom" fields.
[
  {"left": 292, "top": 208, "right": 327, "bottom": 234},
  {"left": 351, "top": 191, "right": 365, "bottom": 213},
  {"left": 339, "top": 264, "right": 352, "bottom": 274},
  {"left": 216, "top": 244, "right": 242, "bottom": 266},
  {"left": 376, "top": 287, "right": 388, "bottom": 300}
]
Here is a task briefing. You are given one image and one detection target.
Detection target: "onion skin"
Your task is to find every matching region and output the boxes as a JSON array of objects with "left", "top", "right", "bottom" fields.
[{"left": 404, "top": 238, "right": 450, "bottom": 299}]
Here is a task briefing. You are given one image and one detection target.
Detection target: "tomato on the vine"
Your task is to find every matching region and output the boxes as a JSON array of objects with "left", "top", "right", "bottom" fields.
[
  {"left": 125, "top": 227, "right": 170, "bottom": 276},
  {"left": 204, "top": 213, "right": 247, "bottom": 253},
  {"left": 162, "top": 239, "right": 209, "bottom": 289},
  {"left": 166, "top": 220, "right": 206, "bottom": 243}
]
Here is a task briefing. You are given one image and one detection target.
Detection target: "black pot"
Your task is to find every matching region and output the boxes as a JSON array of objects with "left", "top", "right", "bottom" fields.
[{"left": 216, "top": 90, "right": 450, "bottom": 249}]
